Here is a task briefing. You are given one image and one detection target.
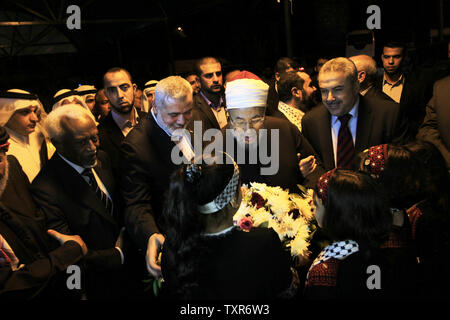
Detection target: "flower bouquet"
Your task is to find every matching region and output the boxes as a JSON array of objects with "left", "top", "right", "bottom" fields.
[{"left": 233, "top": 183, "right": 317, "bottom": 262}]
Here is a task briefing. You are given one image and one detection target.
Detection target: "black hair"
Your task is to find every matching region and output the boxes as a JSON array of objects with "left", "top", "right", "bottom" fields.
[
  {"left": 103, "top": 67, "right": 134, "bottom": 85},
  {"left": 406, "top": 140, "right": 450, "bottom": 213},
  {"left": 315, "top": 169, "right": 392, "bottom": 249},
  {"left": 274, "top": 57, "right": 299, "bottom": 74},
  {"left": 161, "top": 160, "right": 236, "bottom": 299},
  {"left": 357, "top": 144, "right": 423, "bottom": 210},
  {"left": 193, "top": 57, "right": 222, "bottom": 77},
  {"left": 382, "top": 41, "right": 406, "bottom": 54},
  {"left": 277, "top": 71, "right": 305, "bottom": 103}
]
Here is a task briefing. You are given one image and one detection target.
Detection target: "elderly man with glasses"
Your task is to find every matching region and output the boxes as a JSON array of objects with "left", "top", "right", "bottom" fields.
[{"left": 218, "top": 71, "right": 324, "bottom": 192}]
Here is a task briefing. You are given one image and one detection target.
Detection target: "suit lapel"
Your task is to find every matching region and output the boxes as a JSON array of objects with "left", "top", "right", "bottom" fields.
[
  {"left": 196, "top": 94, "right": 220, "bottom": 129},
  {"left": 355, "top": 97, "right": 373, "bottom": 154},
  {"left": 104, "top": 113, "right": 125, "bottom": 148},
  {"left": 317, "top": 106, "right": 334, "bottom": 170},
  {"left": 53, "top": 155, "right": 117, "bottom": 227}
]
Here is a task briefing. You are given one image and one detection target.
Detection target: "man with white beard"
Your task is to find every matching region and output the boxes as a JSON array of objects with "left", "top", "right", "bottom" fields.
[
  {"left": 219, "top": 70, "right": 324, "bottom": 192},
  {"left": 0, "top": 126, "right": 87, "bottom": 299}
]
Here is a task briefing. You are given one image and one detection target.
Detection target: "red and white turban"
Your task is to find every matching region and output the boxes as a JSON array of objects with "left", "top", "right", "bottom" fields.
[{"left": 225, "top": 71, "right": 269, "bottom": 110}]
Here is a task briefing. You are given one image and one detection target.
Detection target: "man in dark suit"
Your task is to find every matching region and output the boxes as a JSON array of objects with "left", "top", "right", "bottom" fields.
[
  {"left": 417, "top": 75, "right": 450, "bottom": 168},
  {"left": 191, "top": 56, "right": 227, "bottom": 131},
  {"left": 376, "top": 42, "right": 430, "bottom": 140},
  {"left": 98, "top": 67, "right": 146, "bottom": 176},
  {"left": 120, "top": 76, "right": 194, "bottom": 279},
  {"left": 30, "top": 105, "right": 130, "bottom": 299},
  {"left": 0, "top": 126, "right": 87, "bottom": 299},
  {"left": 302, "top": 57, "right": 408, "bottom": 171}
]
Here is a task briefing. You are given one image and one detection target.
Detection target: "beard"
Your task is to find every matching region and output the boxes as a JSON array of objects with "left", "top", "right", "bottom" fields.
[
  {"left": 231, "top": 127, "right": 259, "bottom": 148},
  {"left": 0, "top": 161, "right": 9, "bottom": 198}
]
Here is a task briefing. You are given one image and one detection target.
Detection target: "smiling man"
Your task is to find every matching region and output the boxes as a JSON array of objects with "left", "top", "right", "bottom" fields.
[
  {"left": 191, "top": 56, "right": 227, "bottom": 130},
  {"left": 119, "top": 76, "right": 194, "bottom": 280},
  {"left": 301, "top": 57, "right": 408, "bottom": 170}
]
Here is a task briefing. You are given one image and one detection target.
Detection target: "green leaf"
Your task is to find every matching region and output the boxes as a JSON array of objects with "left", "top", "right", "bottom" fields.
[
  {"left": 153, "top": 279, "right": 158, "bottom": 296},
  {"left": 259, "top": 221, "right": 269, "bottom": 228}
]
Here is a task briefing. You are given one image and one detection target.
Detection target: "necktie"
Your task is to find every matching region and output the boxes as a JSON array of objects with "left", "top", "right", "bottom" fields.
[
  {"left": 336, "top": 114, "right": 355, "bottom": 169},
  {"left": 81, "top": 169, "right": 114, "bottom": 216}
]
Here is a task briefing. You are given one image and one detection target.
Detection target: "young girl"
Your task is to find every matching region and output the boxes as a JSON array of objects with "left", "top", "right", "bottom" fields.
[
  {"left": 305, "top": 169, "right": 392, "bottom": 299},
  {"left": 161, "top": 153, "right": 297, "bottom": 300}
]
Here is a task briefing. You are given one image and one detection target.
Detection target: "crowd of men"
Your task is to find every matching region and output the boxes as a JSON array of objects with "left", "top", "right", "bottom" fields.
[{"left": 0, "top": 40, "right": 449, "bottom": 299}]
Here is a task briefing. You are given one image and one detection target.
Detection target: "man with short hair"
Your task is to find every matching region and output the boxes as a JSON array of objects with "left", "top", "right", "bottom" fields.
[
  {"left": 30, "top": 105, "right": 129, "bottom": 299},
  {"left": 302, "top": 57, "right": 408, "bottom": 171},
  {"left": 273, "top": 71, "right": 317, "bottom": 131},
  {"left": 266, "top": 57, "right": 299, "bottom": 116},
  {"left": 98, "top": 67, "right": 145, "bottom": 174},
  {"left": 377, "top": 42, "right": 429, "bottom": 139},
  {"left": 192, "top": 56, "right": 227, "bottom": 130},
  {"left": 120, "top": 76, "right": 194, "bottom": 279}
]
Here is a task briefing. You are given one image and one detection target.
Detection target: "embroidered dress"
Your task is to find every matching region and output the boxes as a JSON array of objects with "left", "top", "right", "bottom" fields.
[{"left": 305, "top": 240, "right": 359, "bottom": 288}]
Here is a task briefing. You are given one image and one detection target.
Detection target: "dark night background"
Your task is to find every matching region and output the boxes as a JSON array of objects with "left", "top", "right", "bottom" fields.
[{"left": 1, "top": 0, "right": 449, "bottom": 110}]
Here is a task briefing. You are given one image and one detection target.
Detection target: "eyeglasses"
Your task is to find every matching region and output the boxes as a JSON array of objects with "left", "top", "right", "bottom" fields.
[{"left": 231, "top": 116, "right": 264, "bottom": 128}]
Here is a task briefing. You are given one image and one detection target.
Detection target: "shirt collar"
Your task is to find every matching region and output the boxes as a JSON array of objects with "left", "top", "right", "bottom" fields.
[
  {"left": 278, "top": 101, "right": 305, "bottom": 116},
  {"left": 58, "top": 153, "right": 87, "bottom": 174},
  {"left": 111, "top": 107, "right": 139, "bottom": 131},
  {"left": 331, "top": 96, "right": 359, "bottom": 125},
  {"left": 199, "top": 90, "right": 224, "bottom": 109},
  {"left": 383, "top": 73, "right": 404, "bottom": 87}
]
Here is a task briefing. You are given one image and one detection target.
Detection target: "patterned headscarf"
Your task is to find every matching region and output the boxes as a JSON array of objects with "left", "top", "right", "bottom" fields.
[{"left": 197, "top": 153, "right": 240, "bottom": 214}]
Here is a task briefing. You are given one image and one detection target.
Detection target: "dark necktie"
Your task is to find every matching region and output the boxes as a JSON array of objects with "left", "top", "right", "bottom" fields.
[
  {"left": 336, "top": 114, "right": 355, "bottom": 169},
  {"left": 81, "top": 169, "right": 114, "bottom": 216}
]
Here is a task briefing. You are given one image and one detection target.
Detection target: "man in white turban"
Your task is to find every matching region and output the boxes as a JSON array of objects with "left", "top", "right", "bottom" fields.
[{"left": 221, "top": 70, "right": 324, "bottom": 191}]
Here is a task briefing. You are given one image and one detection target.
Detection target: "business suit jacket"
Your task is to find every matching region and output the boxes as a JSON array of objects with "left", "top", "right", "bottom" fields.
[
  {"left": 98, "top": 108, "right": 146, "bottom": 176},
  {"left": 191, "top": 92, "right": 223, "bottom": 131},
  {"left": 365, "top": 85, "right": 396, "bottom": 102},
  {"left": 417, "top": 75, "right": 450, "bottom": 168},
  {"left": 301, "top": 95, "right": 408, "bottom": 171},
  {"left": 30, "top": 151, "right": 124, "bottom": 299},
  {"left": 376, "top": 72, "right": 429, "bottom": 140},
  {"left": 120, "top": 115, "right": 189, "bottom": 251},
  {"left": 0, "top": 155, "right": 83, "bottom": 299}
]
